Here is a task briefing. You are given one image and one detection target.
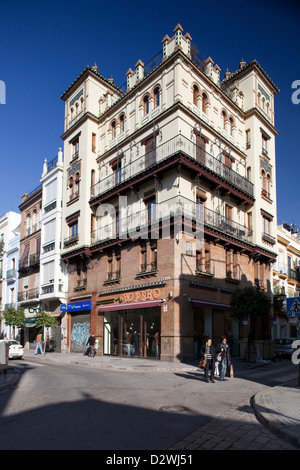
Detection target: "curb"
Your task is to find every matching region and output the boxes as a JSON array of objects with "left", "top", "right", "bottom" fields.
[{"left": 251, "top": 391, "right": 300, "bottom": 449}]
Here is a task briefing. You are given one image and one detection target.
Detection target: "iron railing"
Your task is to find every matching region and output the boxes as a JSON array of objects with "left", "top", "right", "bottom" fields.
[
  {"left": 90, "top": 134, "right": 253, "bottom": 201},
  {"left": 90, "top": 195, "right": 253, "bottom": 246}
]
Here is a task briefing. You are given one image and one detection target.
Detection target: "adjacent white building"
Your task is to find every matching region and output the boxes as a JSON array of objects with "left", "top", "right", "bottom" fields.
[
  {"left": 273, "top": 223, "right": 300, "bottom": 339},
  {"left": 0, "top": 211, "right": 21, "bottom": 338},
  {"left": 39, "top": 148, "right": 68, "bottom": 351}
]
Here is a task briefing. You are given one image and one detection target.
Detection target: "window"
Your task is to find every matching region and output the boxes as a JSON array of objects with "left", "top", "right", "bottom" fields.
[
  {"left": 221, "top": 111, "right": 226, "bottom": 129},
  {"left": 72, "top": 138, "right": 79, "bottom": 159},
  {"left": 143, "top": 95, "right": 149, "bottom": 115},
  {"left": 229, "top": 117, "right": 234, "bottom": 136},
  {"left": 262, "top": 135, "right": 268, "bottom": 155},
  {"left": 226, "top": 250, "right": 232, "bottom": 278},
  {"left": 246, "top": 166, "right": 252, "bottom": 182},
  {"left": 26, "top": 214, "right": 31, "bottom": 236},
  {"left": 263, "top": 216, "right": 270, "bottom": 234},
  {"left": 120, "top": 114, "right": 125, "bottom": 133},
  {"left": 70, "top": 222, "right": 78, "bottom": 237},
  {"left": 202, "top": 92, "right": 208, "bottom": 113},
  {"left": 111, "top": 159, "right": 122, "bottom": 185},
  {"left": 139, "top": 241, "right": 157, "bottom": 273},
  {"left": 246, "top": 129, "right": 251, "bottom": 149},
  {"left": 111, "top": 120, "right": 117, "bottom": 139},
  {"left": 92, "top": 133, "right": 96, "bottom": 153},
  {"left": 153, "top": 87, "right": 160, "bottom": 108},
  {"left": 144, "top": 194, "right": 156, "bottom": 224},
  {"left": 193, "top": 85, "right": 199, "bottom": 106},
  {"left": 76, "top": 261, "right": 87, "bottom": 289}
]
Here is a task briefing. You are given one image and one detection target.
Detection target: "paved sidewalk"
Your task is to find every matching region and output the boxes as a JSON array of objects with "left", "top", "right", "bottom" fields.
[{"left": 0, "top": 350, "right": 299, "bottom": 449}]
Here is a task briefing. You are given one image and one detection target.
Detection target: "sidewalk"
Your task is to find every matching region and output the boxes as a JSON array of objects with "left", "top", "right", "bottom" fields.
[{"left": 0, "top": 350, "right": 299, "bottom": 449}]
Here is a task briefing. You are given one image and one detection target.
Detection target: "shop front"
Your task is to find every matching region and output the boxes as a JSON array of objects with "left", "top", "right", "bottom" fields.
[
  {"left": 99, "top": 288, "right": 162, "bottom": 359},
  {"left": 66, "top": 299, "right": 92, "bottom": 353}
]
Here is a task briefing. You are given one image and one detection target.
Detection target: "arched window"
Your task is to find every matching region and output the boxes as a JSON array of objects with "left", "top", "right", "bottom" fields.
[
  {"left": 221, "top": 111, "right": 226, "bottom": 129},
  {"left": 143, "top": 95, "right": 150, "bottom": 115},
  {"left": 202, "top": 92, "right": 208, "bottom": 113},
  {"left": 229, "top": 117, "right": 234, "bottom": 136},
  {"left": 119, "top": 114, "right": 125, "bottom": 133},
  {"left": 26, "top": 213, "right": 31, "bottom": 236},
  {"left": 33, "top": 210, "right": 38, "bottom": 233},
  {"left": 111, "top": 120, "right": 117, "bottom": 139},
  {"left": 193, "top": 85, "right": 199, "bottom": 106},
  {"left": 153, "top": 86, "right": 160, "bottom": 108}
]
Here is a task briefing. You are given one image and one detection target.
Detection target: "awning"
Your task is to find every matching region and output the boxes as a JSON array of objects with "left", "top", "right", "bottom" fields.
[
  {"left": 191, "top": 299, "right": 230, "bottom": 310},
  {"left": 98, "top": 299, "right": 162, "bottom": 312}
]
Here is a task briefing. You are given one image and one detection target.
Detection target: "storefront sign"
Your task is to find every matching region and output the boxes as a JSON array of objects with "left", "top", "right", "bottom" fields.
[
  {"left": 67, "top": 300, "right": 92, "bottom": 312},
  {"left": 119, "top": 288, "right": 161, "bottom": 303}
]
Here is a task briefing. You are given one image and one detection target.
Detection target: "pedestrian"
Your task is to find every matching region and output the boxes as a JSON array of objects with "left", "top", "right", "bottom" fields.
[
  {"left": 86, "top": 333, "right": 96, "bottom": 357},
  {"left": 35, "top": 332, "right": 43, "bottom": 355},
  {"left": 200, "top": 337, "right": 217, "bottom": 383},
  {"left": 216, "top": 335, "right": 231, "bottom": 381}
]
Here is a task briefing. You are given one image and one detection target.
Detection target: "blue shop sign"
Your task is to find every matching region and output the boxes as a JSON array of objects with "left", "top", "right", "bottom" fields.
[{"left": 67, "top": 300, "right": 92, "bottom": 312}]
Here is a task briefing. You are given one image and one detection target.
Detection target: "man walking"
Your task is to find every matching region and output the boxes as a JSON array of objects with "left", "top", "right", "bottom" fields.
[{"left": 35, "top": 333, "right": 43, "bottom": 355}]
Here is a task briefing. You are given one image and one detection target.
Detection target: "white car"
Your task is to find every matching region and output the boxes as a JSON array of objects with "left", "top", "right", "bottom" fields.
[{"left": 0, "top": 339, "right": 24, "bottom": 359}]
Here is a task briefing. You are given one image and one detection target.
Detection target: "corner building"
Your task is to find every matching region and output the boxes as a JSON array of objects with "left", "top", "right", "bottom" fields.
[{"left": 60, "top": 25, "right": 278, "bottom": 361}]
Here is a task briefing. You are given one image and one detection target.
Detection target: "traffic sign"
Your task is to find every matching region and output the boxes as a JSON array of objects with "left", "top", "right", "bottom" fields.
[{"left": 287, "top": 297, "right": 300, "bottom": 317}]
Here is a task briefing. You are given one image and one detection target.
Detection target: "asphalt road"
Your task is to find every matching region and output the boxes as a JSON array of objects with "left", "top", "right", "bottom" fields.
[{"left": 0, "top": 356, "right": 296, "bottom": 450}]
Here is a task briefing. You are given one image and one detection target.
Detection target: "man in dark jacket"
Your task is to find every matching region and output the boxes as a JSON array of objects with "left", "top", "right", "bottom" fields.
[
  {"left": 200, "top": 338, "right": 217, "bottom": 383},
  {"left": 216, "top": 336, "right": 231, "bottom": 381},
  {"left": 86, "top": 333, "right": 96, "bottom": 357}
]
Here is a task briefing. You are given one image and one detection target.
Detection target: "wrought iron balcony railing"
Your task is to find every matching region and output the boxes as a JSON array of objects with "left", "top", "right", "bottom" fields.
[
  {"left": 90, "top": 195, "right": 253, "bottom": 246},
  {"left": 90, "top": 134, "right": 254, "bottom": 202},
  {"left": 18, "top": 288, "right": 39, "bottom": 302}
]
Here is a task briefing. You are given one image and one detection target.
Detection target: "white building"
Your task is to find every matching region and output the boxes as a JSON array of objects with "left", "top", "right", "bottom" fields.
[
  {"left": 59, "top": 25, "right": 279, "bottom": 359},
  {"left": 273, "top": 223, "right": 300, "bottom": 339},
  {"left": 0, "top": 211, "right": 21, "bottom": 338},
  {"left": 39, "top": 148, "right": 68, "bottom": 351}
]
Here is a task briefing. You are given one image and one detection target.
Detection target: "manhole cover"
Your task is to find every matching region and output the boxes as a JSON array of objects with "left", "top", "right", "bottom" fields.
[{"left": 159, "top": 406, "right": 188, "bottom": 413}]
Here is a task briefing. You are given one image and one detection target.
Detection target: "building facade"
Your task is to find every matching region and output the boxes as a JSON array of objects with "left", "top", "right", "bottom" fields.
[
  {"left": 40, "top": 148, "right": 68, "bottom": 351},
  {"left": 18, "top": 185, "right": 42, "bottom": 347},
  {"left": 60, "top": 25, "right": 278, "bottom": 361},
  {"left": 0, "top": 211, "right": 21, "bottom": 338},
  {"left": 273, "top": 223, "right": 300, "bottom": 339}
]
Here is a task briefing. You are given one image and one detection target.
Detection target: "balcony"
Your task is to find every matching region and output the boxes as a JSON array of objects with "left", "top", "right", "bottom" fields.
[
  {"left": 18, "top": 288, "right": 39, "bottom": 302},
  {"left": 262, "top": 232, "right": 276, "bottom": 245},
  {"left": 90, "top": 195, "right": 253, "bottom": 248},
  {"left": 6, "top": 269, "right": 17, "bottom": 280},
  {"left": 19, "top": 252, "right": 40, "bottom": 270},
  {"left": 90, "top": 134, "right": 254, "bottom": 205},
  {"left": 63, "top": 234, "right": 79, "bottom": 248}
]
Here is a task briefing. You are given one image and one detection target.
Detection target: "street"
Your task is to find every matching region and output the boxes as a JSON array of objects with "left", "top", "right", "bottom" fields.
[{"left": 0, "top": 355, "right": 298, "bottom": 451}]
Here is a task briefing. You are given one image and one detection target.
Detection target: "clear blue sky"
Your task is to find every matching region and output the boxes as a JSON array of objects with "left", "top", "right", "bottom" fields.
[{"left": 0, "top": 0, "right": 299, "bottom": 228}]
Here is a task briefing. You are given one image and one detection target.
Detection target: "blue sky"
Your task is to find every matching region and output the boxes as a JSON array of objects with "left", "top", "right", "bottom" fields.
[{"left": 0, "top": 0, "right": 299, "bottom": 228}]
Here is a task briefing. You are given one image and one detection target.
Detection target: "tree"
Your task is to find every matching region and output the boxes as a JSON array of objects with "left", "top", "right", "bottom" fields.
[
  {"left": 1, "top": 306, "right": 25, "bottom": 339},
  {"left": 2, "top": 306, "right": 25, "bottom": 327},
  {"left": 229, "top": 286, "right": 272, "bottom": 361},
  {"left": 35, "top": 312, "right": 58, "bottom": 329}
]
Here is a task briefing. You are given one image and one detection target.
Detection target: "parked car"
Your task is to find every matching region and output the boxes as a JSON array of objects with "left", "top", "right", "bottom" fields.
[
  {"left": 0, "top": 339, "right": 24, "bottom": 359},
  {"left": 274, "top": 338, "right": 295, "bottom": 357}
]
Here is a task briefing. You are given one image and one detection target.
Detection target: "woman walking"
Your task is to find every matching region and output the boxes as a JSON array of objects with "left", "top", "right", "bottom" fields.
[
  {"left": 216, "top": 335, "right": 231, "bottom": 381},
  {"left": 200, "top": 337, "right": 217, "bottom": 383}
]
